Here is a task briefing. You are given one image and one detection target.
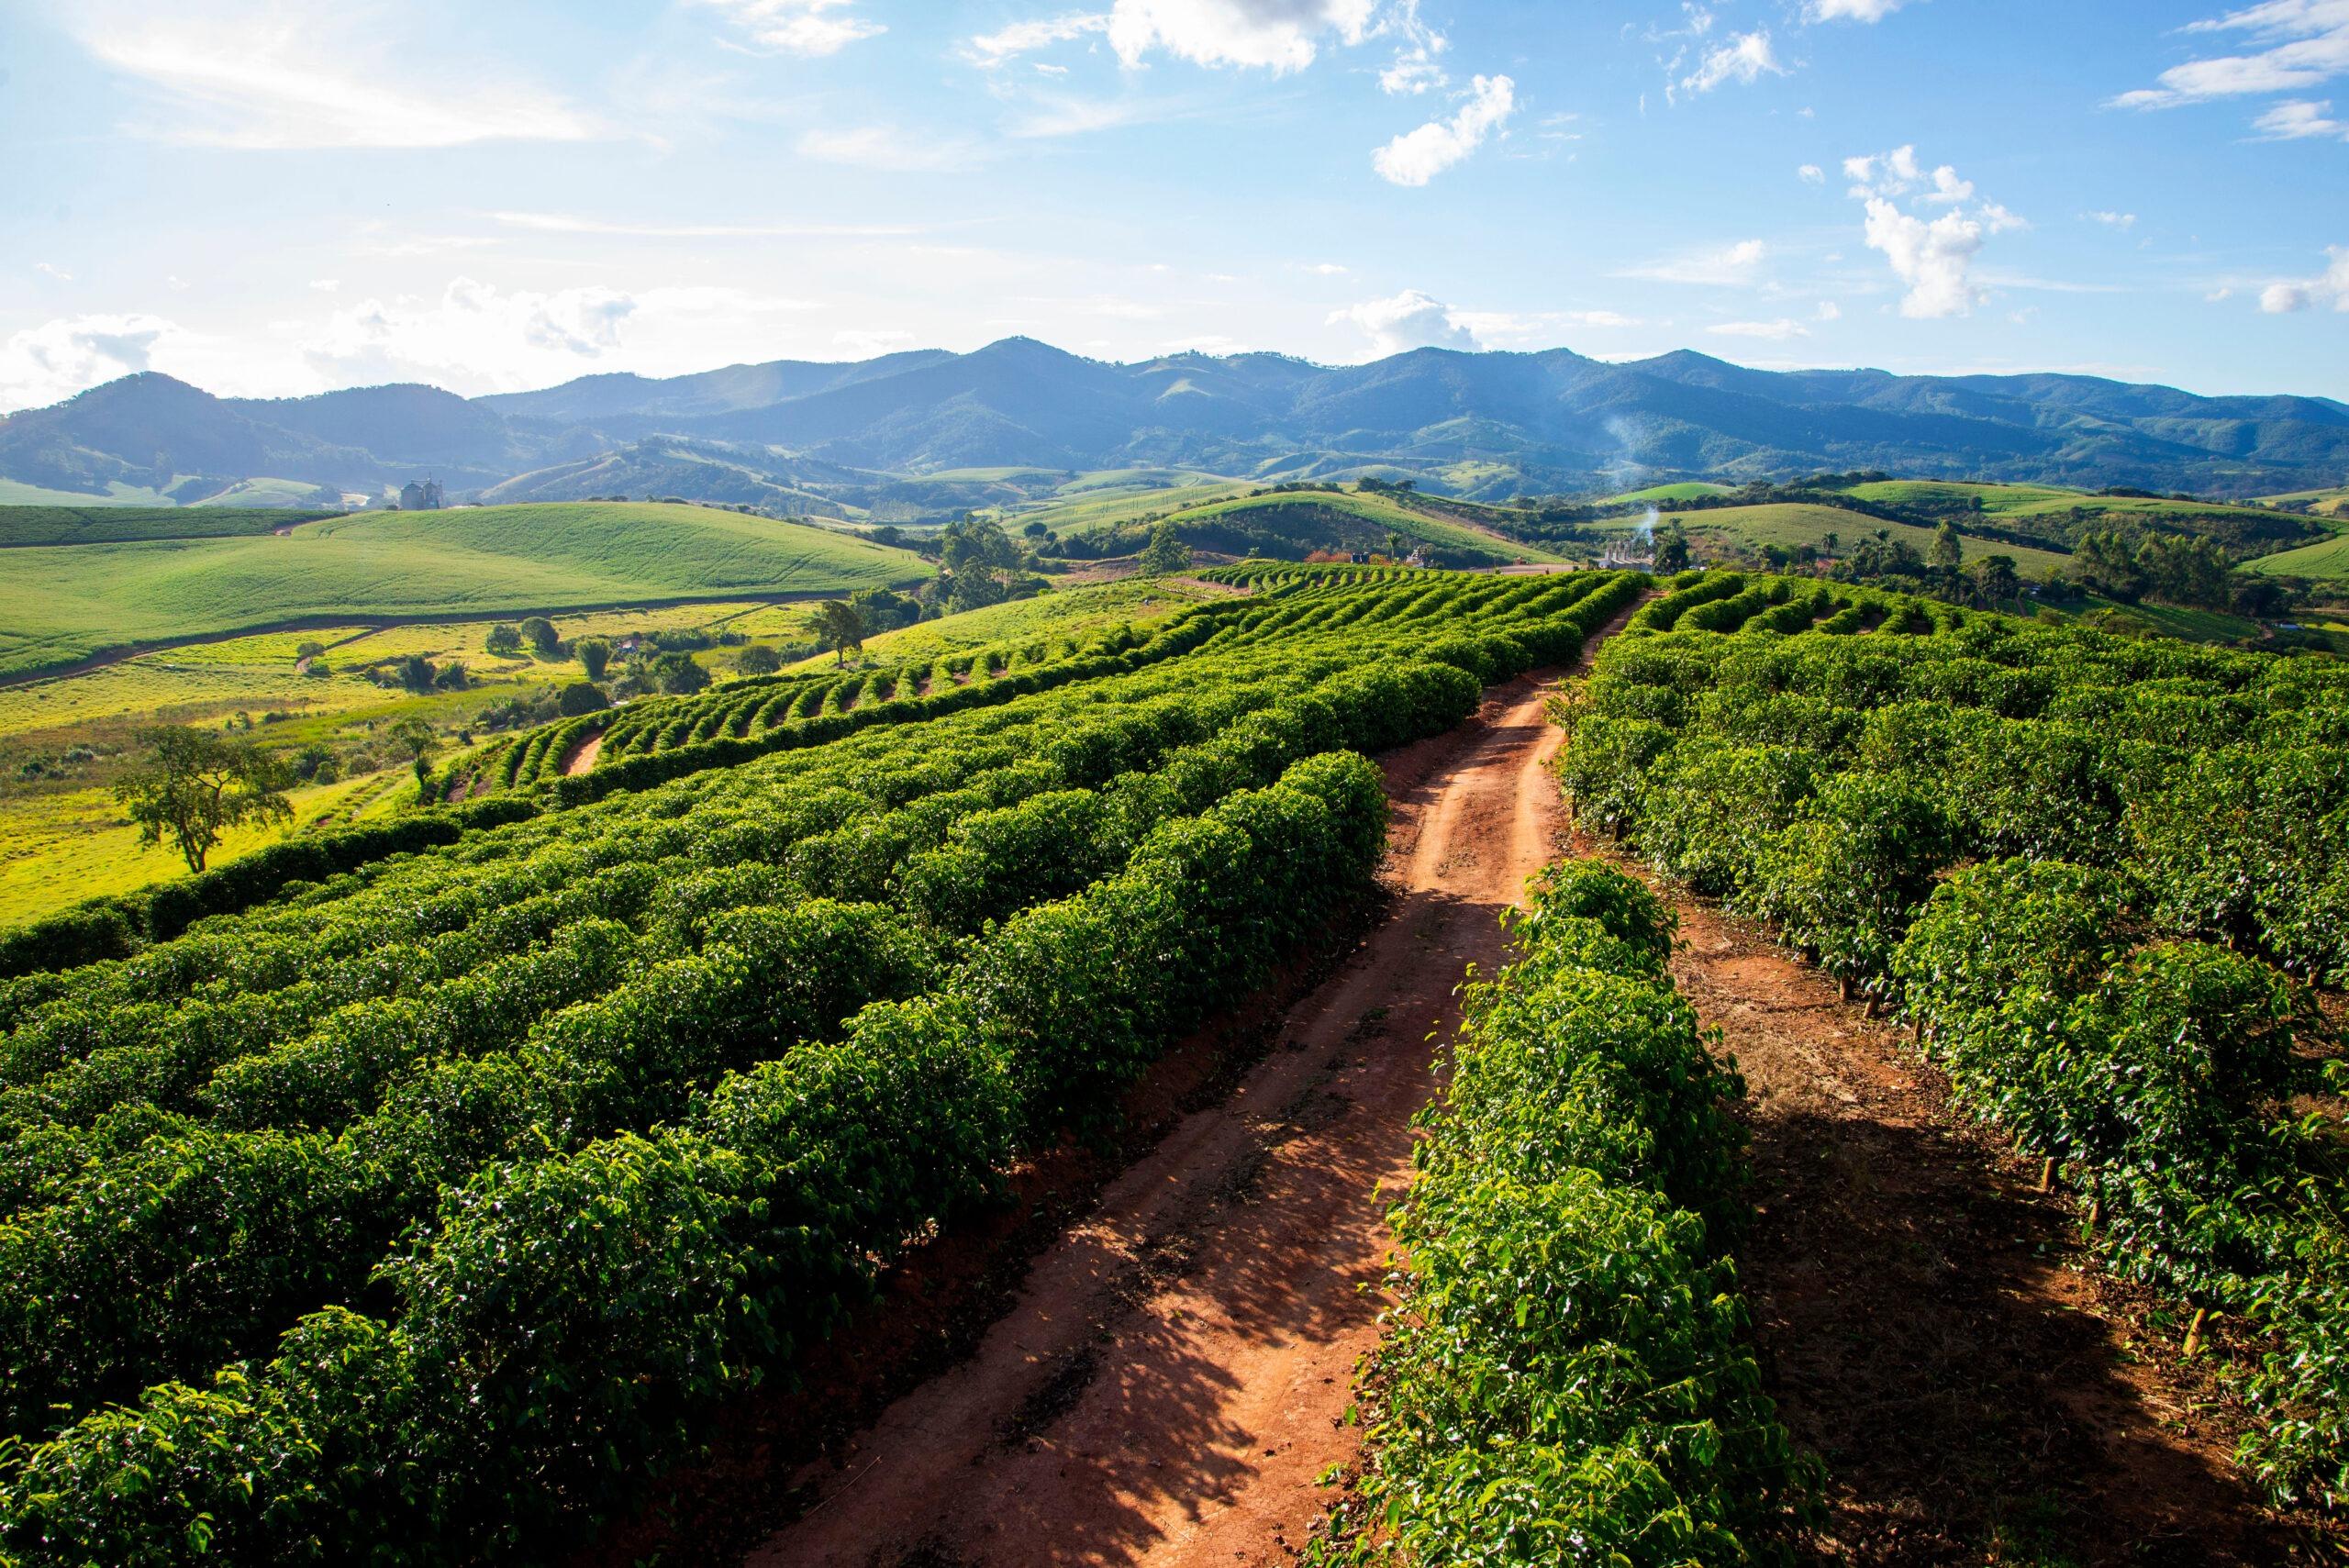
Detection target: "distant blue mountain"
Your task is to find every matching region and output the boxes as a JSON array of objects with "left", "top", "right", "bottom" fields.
[{"left": 6, "top": 336, "right": 2344, "bottom": 503}]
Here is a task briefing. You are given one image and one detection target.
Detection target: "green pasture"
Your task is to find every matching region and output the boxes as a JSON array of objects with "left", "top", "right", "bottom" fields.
[
  {"left": 0, "top": 502, "right": 930, "bottom": 677},
  {"left": 1603, "top": 502, "right": 2073, "bottom": 577}
]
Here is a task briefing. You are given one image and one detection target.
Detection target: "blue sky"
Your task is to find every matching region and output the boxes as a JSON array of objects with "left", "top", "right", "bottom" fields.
[{"left": 2, "top": 0, "right": 2344, "bottom": 412}]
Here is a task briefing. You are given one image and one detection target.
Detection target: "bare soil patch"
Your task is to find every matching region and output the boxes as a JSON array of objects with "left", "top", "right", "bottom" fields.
[{"left": 558, "top": 728, "right": 605, "bottom": 777}]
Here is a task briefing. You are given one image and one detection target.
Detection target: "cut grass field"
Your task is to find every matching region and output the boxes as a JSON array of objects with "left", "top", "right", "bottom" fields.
[
  {"left": 1598, "top": 482, "right": 1731, "bottom": 505},
  {"left": 0, "top": 768, "right": 419, "bottom": 929},
  {"left": 0, "top": 502, "right": 929, "bottom": 678},
  {"left": 0, "top": 582, "right": 1186, "bottom": 926},
  {"left": 1144, "top": 488, "right": 1571, "bottom": 565},
  {"left": 0, "top": 505, "right": 335, "bottom": 548},
  {"left": 783, "top": 577, "right": 1223, "bottom": 672},
  {"left": 983, "top": 472, "right": 1256, "bottom": 537},
  {"left": 0, "top": 601, "right": 800, "bottom": 742},
  {"left": 2252, "top": 485, "right": 2349, "bottom": 516},
  {"left": 1843, "top": 478, "right": 2283, "bottom": 527},
  {"left": 1598, "top": 501, "right": 2074, "bottom": 577},
  {"left": 2243, "top": 516, "right": 2349, "bottom": 580}
]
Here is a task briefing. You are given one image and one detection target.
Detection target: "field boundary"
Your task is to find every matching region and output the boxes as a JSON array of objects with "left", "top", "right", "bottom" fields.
[{"left": 0, "top": 588, "right": 896, "bottom": 692}]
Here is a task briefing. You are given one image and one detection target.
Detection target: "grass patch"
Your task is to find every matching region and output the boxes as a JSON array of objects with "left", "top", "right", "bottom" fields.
[
  {"left": 2243, "top": 516, "right": 2349, "bottom": 580},
  {"left": 1143, "top": 489, "right": 1568, "bottom": 565},
  {"left": 785, "top": 578, "right": 1219, "bottom": 672},
  {"left": 1598, "top": 482, "right": 1732, "bottom": 505},
  {"left": 0, "top": 502, "right": 930, "bottom": 677},
  {"left": 1599, "top": 502, "right": 2073, "bottom": 577}
]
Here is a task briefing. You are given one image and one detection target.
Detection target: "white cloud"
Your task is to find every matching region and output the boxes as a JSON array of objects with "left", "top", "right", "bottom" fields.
[
  {"left": 486, "top": 211, "right": 918, "bottom": 239},
  {"left": 2208, "top": 285, "right": 2237, "bottom": 301},
  {"left": 1707, "top": 317, "right": 1809, "bottom": 339},
  {"left": 2083, "top": 210, "right": 2138, "bottom": 228},
  {"left": 1452, "top": 307, "right": 1643, "bottom": 344},
  {"left": 1620, "top": 238, "right": 1767, "bottom": 284},
  {"left": 1329, "top": 288, "right": 1480, "bottom": 354},
  {"left": 1815, "top": 299, "right": 1842, "bottom": 319},
  {"left": 1002, "top": 93, "right": 1198, "bottom": 137},
  {"left": 1105, "top": 0, "right": 1380, "bottom": 72},
  {"left": 1808, "top": 0, "right": 1912, "bottom": 18},
  {"left": 795, "top": 125, "right": 985, "bottom": 172},
  {"left": 1308, "top": 261, "right": 1352, "bottom": 274},
  {"left": 0, "top": 313, "right": 189, "bottom": 411},
  {"left": 963, "top": 13, "right": 1112, "bottom": 67},
  {"left": 296, "top": 278, "right": 815, "bottom": 393},
  {"left": 834, "top": 328, "right": 918, "bottom": 354},
  {"left": 1798, "top": 162, "right": 1825, "bottom": 183},
  {"left": 1844, "top": 144, "right": 2023, "bottom": 318},
  {"left": 1678, "top": 30, "right": 1785, "bottom": 96},
  {"left": 2254, "top": 96, "right": 2349, "bottom": 136},
  {"left": 309, "top": 278, "right": 340, "bottom": 292},
  {"left": 34, "top": 262, "right": 72, "bottom": 282},
  {"left": 2111, "top": 1, "right": 2349, "bottom": 123},
  {"left": 2259, "top": 245, "right": 2349, "bottom": 311},
  {"left": 1372, "top": 73, "right": 1515, "bottom": 185},
  {"left": 80, "top": 15, "right": 601, "bottom": 149},
  {"left": 1155, "top": 333, "right": 1249, "bottom": 354},
  {"left": 1377, "top": 0, "right": 1448, "bottom": 92},
  {"left": 694, "top": 0, "right": 885, "bottom": 57},
  {"left": 306, "top": 279, "right": 633, "bottom": 384},
  {"left": 1862, "top": 202, "right": 1989, "bottom": 317},
  {"left": 1925, "top": 165, "right": 1975, "bottom": 203}
]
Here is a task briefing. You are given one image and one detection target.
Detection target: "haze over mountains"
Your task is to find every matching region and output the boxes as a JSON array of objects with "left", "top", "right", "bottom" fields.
[{"left": 5, "top": 336, "right": 2346, "bottom": 509}]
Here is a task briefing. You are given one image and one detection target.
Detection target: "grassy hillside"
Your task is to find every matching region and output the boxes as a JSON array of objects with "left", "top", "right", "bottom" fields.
[
  {"left": 0, "top": 502, "right": 929, "bottom": 677},
  {"left": 1843, "top": 479, "right": 2283, "bottom": 528},
  {"left": 785, "top": 577, "right": 1225, "bottom": 673},
  {"left": 1612, "top": 502, "right": 2073, "bottom": 577},
  {"left": 0, "top": 505, "right": 336, "bottom": 548},
  {"left": 1110, "top": 489, "right": 1567, "bottom": 567},
  {"left": 2255, "top": 485, "right": 2349, "bottom": 518},
  {"left": 2243, "top": 517, "right": 2349, "bottom": 580},
  {"left": 995, "top": 476, "right": 1257, "bottom": 538},
  {"left": 1600, "top": 482, "right": 1731, "bottom": 505},
  {"left": 0, "top": 478, "right": 180, "bottom": 506}
]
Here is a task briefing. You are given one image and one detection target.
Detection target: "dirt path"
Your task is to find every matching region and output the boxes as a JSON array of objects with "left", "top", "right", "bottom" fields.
[
  {"left": 744, "top": 670, "right": 1575, "bottom": 1568},
  {"left": 559, "top": 728, "right": 605, "bottom": 776},
  {"left": 1605, "top": 868, "right": 2333, "bottom": 1565}
]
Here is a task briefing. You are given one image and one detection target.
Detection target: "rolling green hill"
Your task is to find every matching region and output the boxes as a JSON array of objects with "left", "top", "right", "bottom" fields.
[
  {"left": 2243, "top": 517, "right": 2349, "bottom": 581},
  {"left": 785, "top": 577, "right": 1226, "bottom": 672},
  {"left": 2255, "top": 485, "right": 2349, "bottom": 518},
  {"left": 1599, "top": 482, "right": 1731, "bottom": 505},
  {"left": 0, "top": 506, "right": 337, "bottom": 548},
  {"left": 1615, "top": 502, "right": 2073, "bottom": 577},
  {"left": 1067, "top": 487, "right": 1567, "bottom": 567},
  {"left": 1843, "top": 479, "right": 2285, "bottom": 528},
  {"left": 0, "top": 502, "right": 930, "bottom": 678}
]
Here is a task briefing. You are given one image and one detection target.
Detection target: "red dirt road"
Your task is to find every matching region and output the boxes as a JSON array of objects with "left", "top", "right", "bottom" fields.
[
  {"left": 743, "top": 672, "right": 1573, "bottom": 1568},
  {"left": 559, "top": 728, "right": 605, "bottom": 777}
]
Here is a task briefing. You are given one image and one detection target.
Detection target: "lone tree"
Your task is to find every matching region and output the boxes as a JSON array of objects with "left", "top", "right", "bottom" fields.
[
  {"left": 484, "top": 623, "right": 523, "bottom": 657},
  {"left": 115, "top": 727, "right": 295, "bottom": 873},
  {"left": 574, "top": 636, "right": 614, "bottom": 682},
  {"left": 388, "top": 718, "right": 439, "bottom": 795},
  {"left": 1138, "top": 521, "right": 1192, "bottom": 577},
  {"left": 1974, "top": 552, "right": 2022, "bottom": 608},
  {"left": 650, "top": 651, "right": 710, "bottom": 695},
  {"left": 814, "top": 599, "right": 868, "bottom": 666},
  {"left": 1653, "top": 521, "right": 1692, "bottom": 573},
  {"left": 737, "top": 644, "right": 783, "bottom": 676},
  {"left": 1929, "top": 519, "right": 1965, "bottom": 577},
  {"left": 520, "top": 616, "right": 560, "bottom": 658}
]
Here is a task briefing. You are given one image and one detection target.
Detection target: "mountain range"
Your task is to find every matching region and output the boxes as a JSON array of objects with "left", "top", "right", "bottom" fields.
[{"left": 5, "top": 337, "right": 2345, "bottom": 508}]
